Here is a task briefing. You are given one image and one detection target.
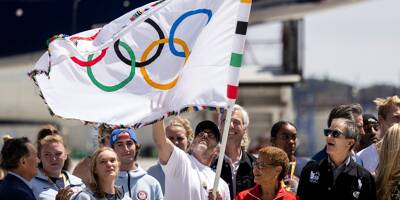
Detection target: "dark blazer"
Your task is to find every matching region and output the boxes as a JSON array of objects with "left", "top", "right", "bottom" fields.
[
  {"left": 211, "top": 150, "right": 256, "bottom": 199},
  {"left": 0, "top": 173, "right": 36, "bottom": 200}
]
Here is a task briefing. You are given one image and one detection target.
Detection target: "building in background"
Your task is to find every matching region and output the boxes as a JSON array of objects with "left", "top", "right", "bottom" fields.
[{"left": 0, "top": 0, "right": 372, "bottom": 158}]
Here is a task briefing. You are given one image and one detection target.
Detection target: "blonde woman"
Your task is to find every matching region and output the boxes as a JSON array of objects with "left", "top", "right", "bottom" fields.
[
  {"left": 148, "top": 116, "right": 193, "bottom": 194},
  {"left": 376, "top": 123, "right": 400, "bottom": 200},
  {"left": 71, "top": 147, "right": 130, "bottom": 200},
  {"left": 31, "top": 134, "right": 84, "bottom": 200}
]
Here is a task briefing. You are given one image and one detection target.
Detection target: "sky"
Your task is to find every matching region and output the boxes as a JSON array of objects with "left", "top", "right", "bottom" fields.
[
  {"left": 247, "top": 0, "right": 400, "bottom": 88},
  {"left": 305, "top": 0, "right": 400, "bottom": 87}
]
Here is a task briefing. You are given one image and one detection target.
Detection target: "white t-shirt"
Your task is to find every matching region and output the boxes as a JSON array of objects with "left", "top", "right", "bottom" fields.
[
  {"left": 356, "top": 144, "right": 379, "bottom": 174},
  {"left": 162, "top": 146, "right": 231, "bottom": 200}
]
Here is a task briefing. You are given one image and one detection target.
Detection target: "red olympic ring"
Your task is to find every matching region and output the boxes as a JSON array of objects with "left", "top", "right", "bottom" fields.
[
  {"left": 70, "top": 48, "right": 108, "bottom": 67},
  {"left": 69, "top": 31, "right": 108, "bottom": 67},
  {"left": 70, "top": 31, "right": 100, "bottom": 41}
]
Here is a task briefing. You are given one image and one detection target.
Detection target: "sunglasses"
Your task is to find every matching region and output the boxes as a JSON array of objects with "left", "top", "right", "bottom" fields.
[
  {"left": 364, "top": 123, "right": 379, "bottom": 130},
  {"left": 252, "top": 161, "right": 274, "bottom": 170},
  {"left": 323, "top": 129, "right": 344, "bottom": 138},
  {"left": 197, "top": 130, "right": 216, "bottom": 140}
]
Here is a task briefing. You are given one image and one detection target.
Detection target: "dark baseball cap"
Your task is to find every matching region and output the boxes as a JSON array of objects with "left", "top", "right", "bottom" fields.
[
  {"left": 363, "top": 114, "right": 378, "bottom": 125},
  {"left": 195, "top": 120, "right": 221, "bottom": 142}
]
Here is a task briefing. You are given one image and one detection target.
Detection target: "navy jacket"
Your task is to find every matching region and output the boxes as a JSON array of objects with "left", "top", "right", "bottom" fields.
[
  {"left": 0, "top": 173, "right": 36, "bottom": 200},
  {"left": 297, "top": 157, "right": 377, "bottom": 200}
]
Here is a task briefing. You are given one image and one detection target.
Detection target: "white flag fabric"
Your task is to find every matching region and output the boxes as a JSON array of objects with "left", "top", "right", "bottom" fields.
[{"left": 30, "top": 0, "right": 242, "bottom": 127}]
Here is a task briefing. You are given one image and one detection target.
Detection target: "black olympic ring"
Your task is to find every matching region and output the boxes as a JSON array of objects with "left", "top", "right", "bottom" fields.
[{"left": 114, "top": 18, "right": 165, "bottom": 67}]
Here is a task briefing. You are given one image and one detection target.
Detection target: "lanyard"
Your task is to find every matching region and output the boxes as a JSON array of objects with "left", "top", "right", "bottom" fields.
[
  {"left": 289, "top": 161, "right": 296, "bottom": 179},
  {"left": 47, "top": 172, "right": 67, "bottom": 190}
]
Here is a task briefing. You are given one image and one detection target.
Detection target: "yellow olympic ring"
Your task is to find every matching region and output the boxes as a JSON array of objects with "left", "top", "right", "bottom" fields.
[{"left": 140, "top": 38, "right": 189, "bottom": 90}]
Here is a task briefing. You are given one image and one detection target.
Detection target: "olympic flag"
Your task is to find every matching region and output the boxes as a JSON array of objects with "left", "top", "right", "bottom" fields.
[{"left": 30, "top": 0, "right": 252, "bottom": 127}]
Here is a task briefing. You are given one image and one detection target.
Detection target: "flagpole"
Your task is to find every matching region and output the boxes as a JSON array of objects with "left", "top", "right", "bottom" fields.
[
  {"left": 212, "top": 0, "right": 252, "bottom": 198},
  {"left": 212, "top": 101, "right": 235, "bottom": 199}
]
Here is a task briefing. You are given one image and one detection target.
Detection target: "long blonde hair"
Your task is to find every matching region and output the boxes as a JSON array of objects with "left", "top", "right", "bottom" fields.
[
  {"left": 89, "top": 147, "right": 118, "bottom": 198},
  {"left": 376, "top": 123, "right": 400, "bottom": 200}
]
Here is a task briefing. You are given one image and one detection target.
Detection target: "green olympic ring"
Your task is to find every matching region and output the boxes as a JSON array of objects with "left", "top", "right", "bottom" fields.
[{"left": 86, "top": 40, "right": 135, "bottom": 92}]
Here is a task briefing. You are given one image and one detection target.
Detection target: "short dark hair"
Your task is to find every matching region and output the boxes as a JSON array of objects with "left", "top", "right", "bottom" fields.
[
  {"left": 327, "top": 105, "right": 354, "bottom": 127},
  {"left": 349, "top": 103, "right": 363, "bottom": 116},
  {"left": 270, "top": 121, "right": 296, "bottom": 138},
  {"left": 1, "top": 137, "right": 31, "bottom": 170},
  {"left": 336, "top": 118, "right": 358, "bottom": 140}
]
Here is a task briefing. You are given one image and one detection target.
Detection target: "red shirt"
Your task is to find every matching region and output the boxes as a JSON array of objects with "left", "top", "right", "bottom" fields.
[{"left": 234, "top": 185, "right": 298, "bottom": 200}]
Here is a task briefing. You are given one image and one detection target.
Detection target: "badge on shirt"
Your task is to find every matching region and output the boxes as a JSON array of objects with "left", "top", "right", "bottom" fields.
[
  {"left": 351, "top": 178, "right": 363, "bottom": 199},
  {"left": 353, "top": 191, "right": 360, "bottom": 199},
  {"left": 137, "top": 191, "right": 148, "bottom": 200},
  {"left": 309, "top": 171, "right": 320, "bottom": 184}
]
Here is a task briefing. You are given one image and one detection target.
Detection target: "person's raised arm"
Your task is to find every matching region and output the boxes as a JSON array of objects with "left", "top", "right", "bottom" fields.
[{"left": 152, "top": 120, "right": 174, "bottom": 164}]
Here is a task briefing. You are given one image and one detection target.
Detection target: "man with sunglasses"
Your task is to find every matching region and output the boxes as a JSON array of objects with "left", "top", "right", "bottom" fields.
[
  {"left": 311, "top": 104, "right": 364, "bottom": 162},
  {"left": 356, "top": 114, "right": 379, "bottom": 152},
  {"left": 297, "top": 118, "right": 376, "bottom": 200},
  {"left": 153, "top": 120, "right": 230, "bottom": 200},
  {"left": 357, "top": 95, "right": 400, "bottom": 174}
]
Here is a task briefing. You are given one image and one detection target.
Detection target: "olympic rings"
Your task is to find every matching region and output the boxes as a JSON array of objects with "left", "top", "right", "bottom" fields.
[
  {"left": 114, "top": 18, "right": 165, "bottom": 67},
  {"left": 140, "top": 38, "right": 189, "bottom": 90},
  {"left": 86, "top": 40, "right": 136, "bottom": 92},
  {"left": 70, "top": 31, "right": 107, "bottom": 67},
  {"left": 169, "top": 9, "right": 212, "bottom": 57},
  {"left": 68, "top": 8, "right": 212, "bottom": 92}
]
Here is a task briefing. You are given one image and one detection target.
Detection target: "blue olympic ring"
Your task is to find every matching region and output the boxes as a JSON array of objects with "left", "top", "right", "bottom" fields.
[{"left": 169, "top": 9, "right": 212, "bottom": 57}]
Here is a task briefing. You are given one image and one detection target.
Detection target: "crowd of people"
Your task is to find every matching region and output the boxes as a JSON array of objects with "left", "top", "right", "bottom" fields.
[{"left": 0, "top": 95, "right": 399, "bottom": 200}]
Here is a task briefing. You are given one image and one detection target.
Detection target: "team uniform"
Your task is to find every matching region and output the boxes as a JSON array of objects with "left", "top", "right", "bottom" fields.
[
  {"left": 71, "top": 186, "right": 130, "bottom": 200},
  {"left": 31, "top": 169, "right": 85, "bottom": 200},
  {"left": 147, "top": 163, "right": 166, "bottom": 194},
  {"left": 115, "top": 165, "right": 163, "bottom": 200}
]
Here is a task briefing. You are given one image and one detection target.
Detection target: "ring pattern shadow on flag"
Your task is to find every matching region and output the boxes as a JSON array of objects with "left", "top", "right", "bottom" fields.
[{"left": 29, "top": 0, "right": 249, "bottom": 127}]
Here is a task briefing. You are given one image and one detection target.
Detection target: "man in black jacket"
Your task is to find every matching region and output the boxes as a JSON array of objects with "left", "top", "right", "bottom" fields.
[
  {"left": 297, "top": 118, "right": 376, "bottom": 200},
  {"left": 211, "top": 104, "right": 256, "bottom": 199},
  {"left": 0, "top": 137, "right": 39, "bottom": 200}
]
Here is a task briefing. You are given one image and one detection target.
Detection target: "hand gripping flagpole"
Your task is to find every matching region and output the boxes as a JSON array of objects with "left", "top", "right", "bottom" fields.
[{"left": 212, "top": 0, "right": 252, "bottom": 199}]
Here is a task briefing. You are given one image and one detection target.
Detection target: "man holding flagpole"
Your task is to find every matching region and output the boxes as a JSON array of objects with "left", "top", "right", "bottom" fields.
[
  {"left": 152, "top": 120, "right": 230, "bottom": 200},
  {"left": 29, "top": 0, "right": 252, "bottom": 197}
]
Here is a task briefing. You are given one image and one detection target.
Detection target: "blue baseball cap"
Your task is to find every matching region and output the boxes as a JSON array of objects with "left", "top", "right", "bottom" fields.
[{"left": 110, "top": 128, "right": 139, "bottom": 146}]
